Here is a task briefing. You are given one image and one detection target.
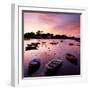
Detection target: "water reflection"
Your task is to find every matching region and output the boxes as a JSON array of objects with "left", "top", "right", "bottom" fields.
[{"left": 24, "top": 39, "right": 80, "bottom": 77}]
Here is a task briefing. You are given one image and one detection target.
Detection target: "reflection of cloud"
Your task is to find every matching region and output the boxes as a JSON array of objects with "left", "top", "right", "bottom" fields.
[{"left": 24, "top": 12, "right": 80, "bottom": 37}]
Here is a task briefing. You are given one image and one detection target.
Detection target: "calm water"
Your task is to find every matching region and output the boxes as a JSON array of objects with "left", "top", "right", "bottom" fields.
[{"left": 24, "top": 39, "right": 80, "bottom": 77}]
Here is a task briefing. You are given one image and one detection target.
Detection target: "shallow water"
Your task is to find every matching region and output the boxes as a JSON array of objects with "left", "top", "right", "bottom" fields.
[{"left": 23, "top": 39, "right": 80, "bottom": 77}]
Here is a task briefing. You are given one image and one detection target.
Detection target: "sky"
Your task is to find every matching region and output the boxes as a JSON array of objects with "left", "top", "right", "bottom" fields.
[{"left": 23, "top": 11, "right": 80, "bottom": 37}]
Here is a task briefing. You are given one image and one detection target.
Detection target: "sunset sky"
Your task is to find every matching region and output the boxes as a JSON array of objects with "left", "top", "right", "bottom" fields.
[{"left": 23, "top": 11, "right": 80, "bottom": 37}]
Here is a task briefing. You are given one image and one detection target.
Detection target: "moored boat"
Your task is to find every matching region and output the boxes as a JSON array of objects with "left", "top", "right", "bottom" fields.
[
  {"left": 69, "top": 43, "right": 74, "bottom": 46},
  {"left": 26, "top": 42, "right": 40, "bottom": 50},
  {"left": 65, "top": 53, "right": 78, "bottom": 65},
  {"left": 45, "top": 59, "right": 62, "bottom": 76},
  {"left": 60, "top": 40, "right": 63, "bottom": 42},
  {"left": 26, "top": 45, "right": 38, "bottom": 50},
  {"left": 28, "top": 59, "right": 40, "bottom": 75},
  {"left": 50, "top": 42, "right": 58, "bottom": 45}
]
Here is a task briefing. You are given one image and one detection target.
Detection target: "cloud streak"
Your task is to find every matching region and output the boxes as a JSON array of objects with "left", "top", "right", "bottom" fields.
[{"left": 24, "top": 11, "right": 80, "bottom": 37}]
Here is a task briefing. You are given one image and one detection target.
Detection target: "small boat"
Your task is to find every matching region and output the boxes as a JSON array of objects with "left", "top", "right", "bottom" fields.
[
  {"left": 42, "top": 41, "right": 46, "bottom": 44},
  {"left": 26, "top": 42, "right": 40, "bottom": 50},
  {"left": 69, "top": 43, "right": 74, "bottom": 46},
  {"left": 77, "top": 44, "right": 80, "bottom": 46},
  {"left": 60, "top": 40, "right": 63, "bottom": 42},
  {"left": 45, "top": 59, "right": 62, "bottom": 76},
  {"left": 26, "top": 45, "right": 38, "bottom": 50},
  {"left": 28, "top": 59, "right": 40, "bottom": 75},
  {"left": 31, "top": 42, "right": 40, "bottom": 46},
  {"left": 50, "top": 42, "right": 58, "bottom": 45},
  {"left": 65, "top": 53, "right": 78, "bottom": 65},
  {"left": 27, "top": 42, "right": 40, "bottom": 47}
]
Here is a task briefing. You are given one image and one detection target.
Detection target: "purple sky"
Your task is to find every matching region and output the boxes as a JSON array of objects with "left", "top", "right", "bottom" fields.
[{"left": 23, "top": 11, "right": 80, "bottom": 37}]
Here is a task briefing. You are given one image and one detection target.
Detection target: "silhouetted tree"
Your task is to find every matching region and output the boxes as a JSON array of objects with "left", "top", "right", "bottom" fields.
[
  {"left": 36, "top": 30, "right": 43, "bottom": 35},
  {"left": 24, "top": 30, "right": 80, "bottom": 40},
  {"left": 24, "top": 32, "right": 35, "bottom": 39}
]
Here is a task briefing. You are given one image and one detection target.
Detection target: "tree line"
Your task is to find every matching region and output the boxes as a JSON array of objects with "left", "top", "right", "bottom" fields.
[{"left": 24, "top": 30, "right": 80, "bottom": 41}]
